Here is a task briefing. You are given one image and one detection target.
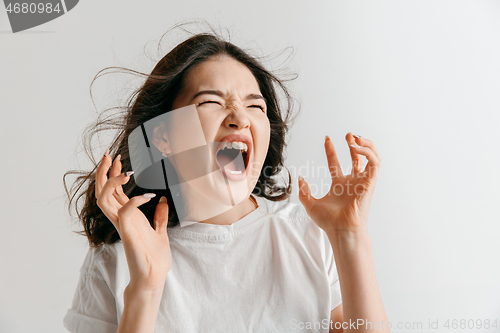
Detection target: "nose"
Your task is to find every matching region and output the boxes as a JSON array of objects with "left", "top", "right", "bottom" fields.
[{"left": 224, "top": 104, "right": 250, "bottom": 129}]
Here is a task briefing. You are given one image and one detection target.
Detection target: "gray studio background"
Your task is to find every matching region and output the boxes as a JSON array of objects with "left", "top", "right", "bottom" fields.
[{"left": 1, "top": 1, "right": 499, "bottom": 332}]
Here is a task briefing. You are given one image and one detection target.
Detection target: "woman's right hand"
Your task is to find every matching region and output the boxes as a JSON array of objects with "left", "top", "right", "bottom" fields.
[{"left": 95, "top": 151, "right": 172, "bottom": 293}]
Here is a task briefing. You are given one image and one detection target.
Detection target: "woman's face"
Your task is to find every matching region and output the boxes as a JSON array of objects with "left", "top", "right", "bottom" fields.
[{"left": 168, "top": 55, "right": 271, "bottom": 211}]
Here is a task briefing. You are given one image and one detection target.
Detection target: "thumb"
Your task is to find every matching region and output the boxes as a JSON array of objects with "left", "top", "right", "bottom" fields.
[
  {"left": 298, "top": 175, "right": 315, "bottom": 213},
  {"left": 154, "top": 196, "right": 169, "bottom": 234}
]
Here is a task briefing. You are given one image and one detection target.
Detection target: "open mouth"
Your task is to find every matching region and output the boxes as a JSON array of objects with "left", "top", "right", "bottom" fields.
[{"left": 215, "top": 141, "right": 249, "bottom": 175}]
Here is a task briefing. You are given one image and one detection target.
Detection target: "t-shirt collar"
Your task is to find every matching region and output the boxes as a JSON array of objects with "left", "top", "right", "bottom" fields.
[{"left": 177, "top": 195, "right": 268, "bottom": 234}]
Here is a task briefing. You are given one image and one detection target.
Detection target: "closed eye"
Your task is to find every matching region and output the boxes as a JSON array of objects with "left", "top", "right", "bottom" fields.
[
  {"left": 198, "top": 100, "right": 265, "bottom": 112},
  {"left": 198, "top": 100, "right": 221, "bottom": 106},
  {"left": 248, "top": 105, "right": 265, "bottom": 112}
]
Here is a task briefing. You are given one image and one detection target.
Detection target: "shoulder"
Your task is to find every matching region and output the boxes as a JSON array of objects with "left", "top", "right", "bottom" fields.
[
  {"left": 79, "top": 242, "right": 124, "bottom": 282},
  {"left": 261, "top": 197, "right": 335, "bottom": 273},
  {"left": 262, "top": 197, "right": 325, "bottom": 240},
  {"left": 260, "top": 197, "right": 309, "bottom": 221}
]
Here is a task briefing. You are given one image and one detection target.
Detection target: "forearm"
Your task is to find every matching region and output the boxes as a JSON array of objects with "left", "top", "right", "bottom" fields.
[
  {"left": 327, "top": 228, "right": 390, "bottom": 332},
  {"left": 116, "top": 285, "right": 164, "bottom": 333}
]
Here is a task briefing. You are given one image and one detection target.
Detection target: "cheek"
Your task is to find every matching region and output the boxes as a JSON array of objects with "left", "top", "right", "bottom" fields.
[
  {"left": 264, "top": 124, "right": 271, "bottom": 150},
  {"left": 255, "top": 120, "right": 271, "bottom": 159},
  {"left": 197, "top": 112, "right": 219, "bottom": 143}
]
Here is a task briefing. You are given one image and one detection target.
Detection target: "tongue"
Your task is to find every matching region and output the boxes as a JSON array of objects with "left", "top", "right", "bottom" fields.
[
  {"left": 217, "top": 150, "right": 245, "bottom": 171},
  {"left": 218, "top": 154, "right": 237, "bottom": 171}
]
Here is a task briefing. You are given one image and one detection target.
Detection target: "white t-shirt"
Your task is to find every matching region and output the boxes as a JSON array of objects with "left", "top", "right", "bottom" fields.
[{"left": 63, "top": 195, "right": 342, "bottom": 332}]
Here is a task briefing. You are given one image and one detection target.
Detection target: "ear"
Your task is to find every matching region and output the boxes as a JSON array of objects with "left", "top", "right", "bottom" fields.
[{"left": 151, "top": 121, "right": 172, "bottom": 156}]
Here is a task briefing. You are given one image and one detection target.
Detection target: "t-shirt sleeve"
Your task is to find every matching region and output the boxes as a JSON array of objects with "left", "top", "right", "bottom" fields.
[
  {"left": 291, "top": 203, "right": 343, "bottom": 312},
  {"left": 63, "top": 246, "right": 119, "bottom": 333}
]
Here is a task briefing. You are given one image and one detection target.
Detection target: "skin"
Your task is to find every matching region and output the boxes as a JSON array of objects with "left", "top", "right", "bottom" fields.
[
  {"left": 299, "top": 134, "right": 390, "bottom": 332},
  {"left": 95, "top": 152, "right": 170, "bottom": 332},
  {"left": 95, "top": 56, "right": 389, "bottom": 332},
  {"left": 168, "top": 55, "right": 271, "bottom": 224}
]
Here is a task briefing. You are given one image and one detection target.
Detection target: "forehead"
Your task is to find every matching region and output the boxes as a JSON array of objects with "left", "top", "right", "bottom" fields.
[{"left": 182, "top": 56, "right": 261, "bottom": 94}]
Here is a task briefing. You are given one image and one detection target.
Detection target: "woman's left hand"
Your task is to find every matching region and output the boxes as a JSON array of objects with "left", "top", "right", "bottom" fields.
[{"left": 298, "top": 132, "right": 381, "bottom": 237}]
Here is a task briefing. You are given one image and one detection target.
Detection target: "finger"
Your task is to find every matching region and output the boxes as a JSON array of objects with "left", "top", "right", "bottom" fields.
[
  {"left": 348, "top": 144, "right": 380, "bottom": 179},
  {"left": 352, "top": 135, "right": 380, "bottom": 159},
  {"left": 109, "top": 154, "right": 129, "bottom": 206},
  {"left": 346, "top": 133, "right": 363, "bottom": 174},
  {"left": 298, "top": 175, "right": 316, "bottom": 214},
  {"left": 325, "top": 136, "right": 342, "bottom": 179},
  {"left": 154, "top": 196, "right": 169, "bottom": 234},
  {"left": 95, "top": 149, "right": 111, "bottom": 198},
  {"left": 117, "top": 193, "right": 156, "bottom": 221},
  {"left": 97, "top": 171, "right": 134, "bottom": 213},
  {"left": 109, "top": 154, "right": 122, "bottom": 178}
]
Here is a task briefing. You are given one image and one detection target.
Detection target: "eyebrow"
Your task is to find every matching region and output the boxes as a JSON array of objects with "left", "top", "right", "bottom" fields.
[{"left": 191, "top": 90, "right": 265, "bottom": 102}]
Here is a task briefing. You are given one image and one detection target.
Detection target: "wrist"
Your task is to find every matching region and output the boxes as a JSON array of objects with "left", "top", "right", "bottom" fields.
[
  {"left": 124, "top": 283, "right": 165, "bottom": 304},
  {"left": 326, "top": 226, "right": 372, "bottom": 252},
  {"left": 118, "top": 283, "right": 164, "bottom": 333}
]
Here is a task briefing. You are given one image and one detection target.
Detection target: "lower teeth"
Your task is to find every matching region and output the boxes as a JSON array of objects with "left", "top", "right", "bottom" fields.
[{"left": 228, "top": 170, "right": 243, "bottom": 175}]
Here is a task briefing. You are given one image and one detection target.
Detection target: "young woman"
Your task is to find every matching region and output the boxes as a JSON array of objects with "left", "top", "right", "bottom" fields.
[{"left": 63, "top": 32, "right": 389, "bottom": 333}]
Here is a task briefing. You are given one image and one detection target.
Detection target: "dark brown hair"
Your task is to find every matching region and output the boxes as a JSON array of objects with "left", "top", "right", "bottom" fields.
[{"left": 64, "top": 27, "right": 296, "bottom": 247}]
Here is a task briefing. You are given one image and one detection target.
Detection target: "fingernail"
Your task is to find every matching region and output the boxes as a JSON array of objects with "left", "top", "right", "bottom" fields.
[
  {"left": 114, "top": 154, "right": 121, "bottom": 163},
  {"left": 143, "top": 193, "right": 156, "bottom": 198},
  {"left": 350, "top": 144, "right": 361, "bottom": 149},
  {"left": 104, "top": 149, "right": 110, "bottom": 157},
  {"left": 120, "top": 171, "right": 134, "bottom": 177},
  {"left": 298, "top": 175, "right": 304, "bottom": 182},
  {"left": 353, "top": 135, "right": 362, "bottom": 139},
  {"left": 325, "top": 135, "right": 331, "bottom": 141},
  {"left": 159, "top": 196, "right": 167, "bottom": 203}
]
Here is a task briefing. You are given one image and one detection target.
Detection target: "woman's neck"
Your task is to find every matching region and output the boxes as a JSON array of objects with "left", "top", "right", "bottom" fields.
[{"left": 199, "top": 196, "right": 257, "bottom": 225}]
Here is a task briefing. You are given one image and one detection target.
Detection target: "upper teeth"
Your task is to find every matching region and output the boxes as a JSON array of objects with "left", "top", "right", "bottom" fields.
[{"left": 223, "top": 141, "right": 248, "bottom": 152}]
